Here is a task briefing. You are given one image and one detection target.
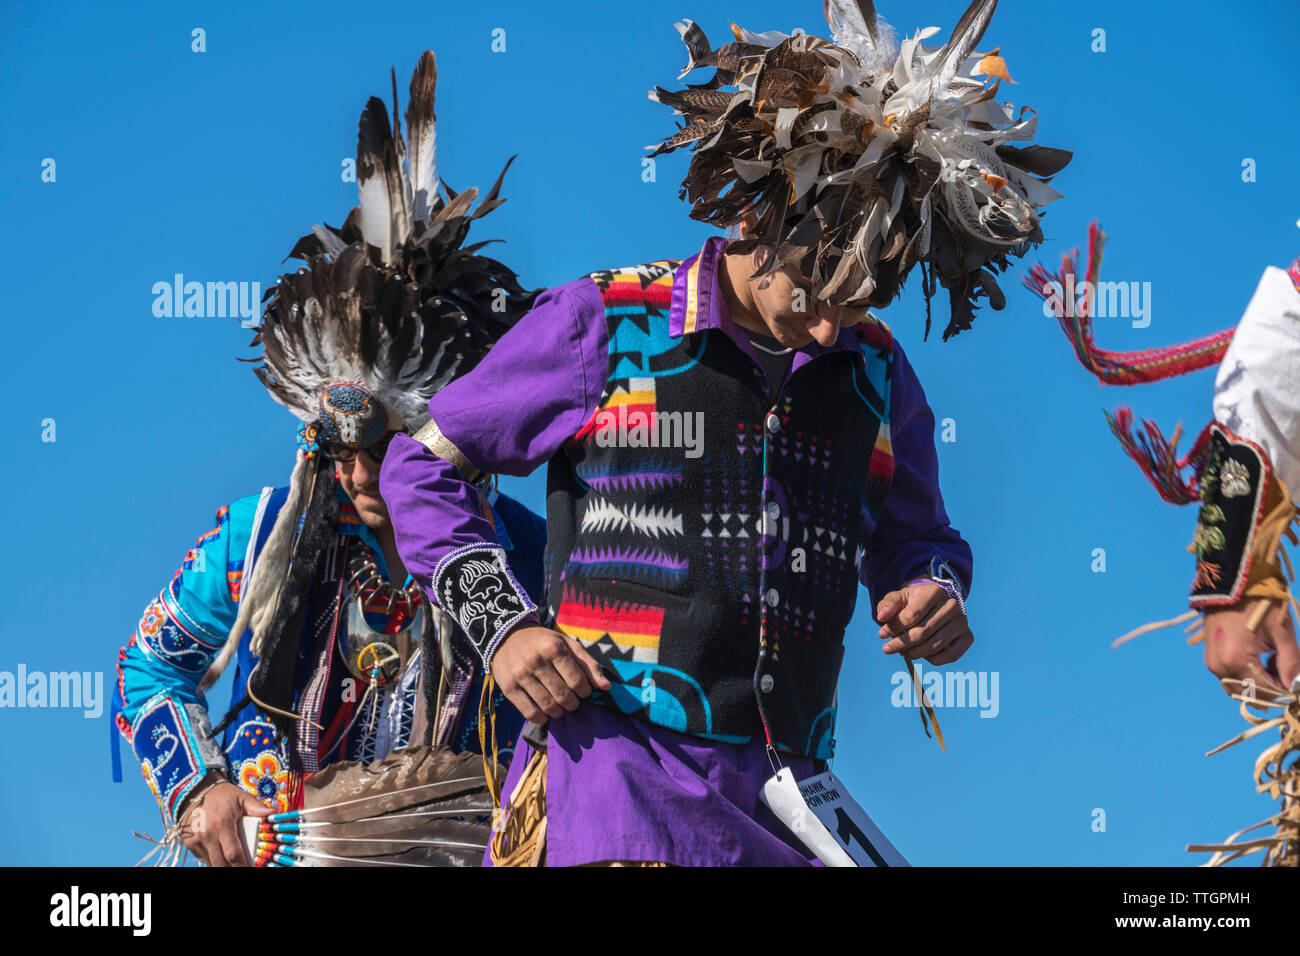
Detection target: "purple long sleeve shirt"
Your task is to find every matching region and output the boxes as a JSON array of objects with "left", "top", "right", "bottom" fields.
[{"left": 380, "top": 236, "right": 972, "bottom": 865}]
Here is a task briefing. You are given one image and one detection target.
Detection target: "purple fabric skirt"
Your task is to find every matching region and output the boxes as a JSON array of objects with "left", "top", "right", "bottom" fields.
[{"left": 485, "top": 700, "right": 820, "bottom": 867}]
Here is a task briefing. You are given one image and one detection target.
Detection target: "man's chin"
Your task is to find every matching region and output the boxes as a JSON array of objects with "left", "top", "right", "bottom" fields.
[
  {"left": 773, "top": 326, "right": 814, "bottom": 348},
  {"left": 351, "top": 494, "right": 391, "bottom": 528}
]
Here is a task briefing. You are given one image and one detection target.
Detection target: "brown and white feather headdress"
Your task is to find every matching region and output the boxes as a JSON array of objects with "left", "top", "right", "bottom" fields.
[
  {"left": 251, "top": 49, "right": 537, "bottom": 432},
  {"left": 648, "top": 0, "right": 1071, "bottom": 339}
]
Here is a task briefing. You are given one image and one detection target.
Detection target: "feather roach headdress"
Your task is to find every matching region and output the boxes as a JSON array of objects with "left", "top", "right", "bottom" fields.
[
  {"left": 648, "top": 0, "right": 1072, "bottom": 339},
  {"left": 253, "top": 49, "right": 537, "bottom": 438},
  {"left": 204, "top": 52, "right": 538, "bottom": 726}
]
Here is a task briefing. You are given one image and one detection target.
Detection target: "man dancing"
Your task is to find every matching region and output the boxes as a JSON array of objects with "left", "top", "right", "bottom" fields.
[
  {"left": 113, "top": 52, "right": 543, "bottom": 866},
  {"left": 382, "top": 1, "right": 1068, "bottom": 865}
]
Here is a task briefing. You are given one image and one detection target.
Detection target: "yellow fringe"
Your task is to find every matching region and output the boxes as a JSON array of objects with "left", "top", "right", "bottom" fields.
[{"left": 477, "top": 673, "right": 502, "bottom": 809}]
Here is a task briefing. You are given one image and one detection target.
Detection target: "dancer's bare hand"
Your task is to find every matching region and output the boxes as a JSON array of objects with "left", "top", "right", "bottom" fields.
[
  {"left": 877, "top": 581, "right": 974, "bottom": 665},
  {"left": 491, "top": 625, "right": 611, "bottom": 724},
  {"left": 1203, "top": 601, "right": 1300, "bottom": 706},
  {"left": 178, "top": 776, "right": 271, "bottom": 867}
]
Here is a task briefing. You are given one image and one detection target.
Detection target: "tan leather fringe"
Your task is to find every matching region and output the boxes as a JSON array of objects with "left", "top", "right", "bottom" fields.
[
  {"left": 489, "top": 750, "right": 548, "bottom": 867},
  {"left": 1191, "top": 680, "right": 1299, "bottom": 867}
]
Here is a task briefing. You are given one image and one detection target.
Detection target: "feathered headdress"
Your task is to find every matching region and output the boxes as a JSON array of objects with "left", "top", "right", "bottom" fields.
[
  {"left": 205, "top": 52, "right": 538, "bottom": 729},
  {"left": 648, "top": 0, "right": 1071, "bottom": 339},
  {"left": 252, "top": 49, "right": 537, "bottom": 440}
]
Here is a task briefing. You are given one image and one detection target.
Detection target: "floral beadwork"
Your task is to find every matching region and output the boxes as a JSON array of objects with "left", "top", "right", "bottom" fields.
[
  {"left": 239, "top": 752, "right": 290, "bottom": 812},
  {"left": 296, "top": 421, "right": 322, "bottom": 459},
  {"left": 1219, "top": 459, "right": 1252, "bottom": 498},
  {"left": 139, "top": 601, "right": 166, "bottom": 639}
]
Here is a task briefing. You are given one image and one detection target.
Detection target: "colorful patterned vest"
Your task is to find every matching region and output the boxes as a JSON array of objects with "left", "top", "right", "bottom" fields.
[{"left": 543, "top": 261, "right": 896, "bottom": 758}]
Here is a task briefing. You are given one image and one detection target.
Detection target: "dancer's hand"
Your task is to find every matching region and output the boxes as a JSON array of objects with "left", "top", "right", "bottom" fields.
[
  {"left": 877, "top": 581, "right": 974, "bottom": 665},
  {"left": 491, "top": 625, "right": 612, "bottom": 724},
  {"left": 178, "top": 776, "right": 271, "bottom": 867},
  {"left": 1202, "top": 601, "right": 1300, "bottom": 705}
]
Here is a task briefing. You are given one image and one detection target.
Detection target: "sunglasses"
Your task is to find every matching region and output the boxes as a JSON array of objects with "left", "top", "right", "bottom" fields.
[{"left": 320, "top": 430, "right": 403, "bottom": 465}]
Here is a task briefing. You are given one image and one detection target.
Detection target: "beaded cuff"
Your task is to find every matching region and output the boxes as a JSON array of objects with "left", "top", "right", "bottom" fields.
[
  {"left": 1191, "top": 425, "right": 1272, "bottom": 609},
  {"left": 132, "top": 694, "right": 229, "bottom": 824},
  {"left": 432, "top": 544, "right": 538, "bottom": 664}
]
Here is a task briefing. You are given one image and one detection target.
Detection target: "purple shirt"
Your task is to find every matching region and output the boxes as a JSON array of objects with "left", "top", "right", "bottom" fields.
[{"left": 380, "top": 236, "right": 972, "bottom": 865}]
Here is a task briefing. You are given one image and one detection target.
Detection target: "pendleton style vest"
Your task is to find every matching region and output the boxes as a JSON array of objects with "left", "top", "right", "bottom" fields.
[{"left": 543, "top": 261, "right": 897, "bottom": 759}]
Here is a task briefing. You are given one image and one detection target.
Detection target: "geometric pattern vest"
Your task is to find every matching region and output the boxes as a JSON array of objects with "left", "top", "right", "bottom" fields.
[{"left": 543, "top": 260, "right": 896, "bottom": 759}]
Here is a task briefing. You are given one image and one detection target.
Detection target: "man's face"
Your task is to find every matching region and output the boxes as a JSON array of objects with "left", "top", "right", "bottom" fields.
[
  {"left": 728, "top": 220, "right": 870, "bottom": 347},
  {"left": 745, "top": 252, "right": 869, "bottom": 348},
  {"left": 334, "top": 445, "right": 391, "bottom": 532}
]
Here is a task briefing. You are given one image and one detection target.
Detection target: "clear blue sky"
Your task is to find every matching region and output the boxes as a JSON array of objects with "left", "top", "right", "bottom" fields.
[{"left": 2, "top": 0, "right": 1297, "bottom": 866}]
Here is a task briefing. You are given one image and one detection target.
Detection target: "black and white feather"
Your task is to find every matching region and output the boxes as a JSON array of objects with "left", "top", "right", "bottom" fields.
[{"left": 250, "top": 50, "right": 538, "bottom": 432}]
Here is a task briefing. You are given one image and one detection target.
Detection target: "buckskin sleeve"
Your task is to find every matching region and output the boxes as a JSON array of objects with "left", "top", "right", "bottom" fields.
[
  {"left": 381, "top": 278, "right": 609, "bottom": 664},
  {"left": 861, "top": 340, "right": 974, "bottom": 612}
]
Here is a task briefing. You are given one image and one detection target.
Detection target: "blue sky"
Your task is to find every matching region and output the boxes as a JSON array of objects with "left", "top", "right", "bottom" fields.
[{"left": 1, "top": 0, "right": 1297, "bottom": 866}]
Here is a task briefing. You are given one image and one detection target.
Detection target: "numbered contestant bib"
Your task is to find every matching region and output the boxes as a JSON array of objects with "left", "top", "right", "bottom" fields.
[{"left": 760, "top": 768, "right": 909, "bottom": 867}]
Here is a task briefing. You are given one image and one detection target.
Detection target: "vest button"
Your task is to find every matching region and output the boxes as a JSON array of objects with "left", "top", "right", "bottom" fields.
[
  {"left": 766, "top": 502, "right": 780, "bottom": 521},
  {"left": 765, "top": 588, "right": 779, "bottom": 607},
  {"left": 765, "top": 413, "right": 781, "bottom": 434},
  {"left": 760, "top": 673, "right": 775, "bottom": 693}
]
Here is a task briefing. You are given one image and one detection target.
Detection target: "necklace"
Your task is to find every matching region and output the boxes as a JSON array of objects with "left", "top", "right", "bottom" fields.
[
  {"left": 345, "top": 542, "right": 422, "bottom": 615},
  {"left": 337, "top": 542, "right": 423, "bottom": 685},
  {"left": 750, "top": 339, "right": 794, "bottom": 356}
]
